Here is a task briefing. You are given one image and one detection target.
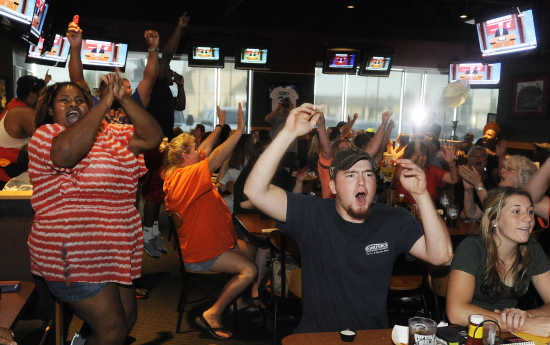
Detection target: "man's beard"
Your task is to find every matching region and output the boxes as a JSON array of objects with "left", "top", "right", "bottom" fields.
[{"left": 344, "top": 204, "right": 371, "bottom": 220}]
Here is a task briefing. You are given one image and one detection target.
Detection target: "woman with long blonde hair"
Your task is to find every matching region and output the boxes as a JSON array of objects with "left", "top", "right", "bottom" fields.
[{"left": 447, "top": 187, "right": 550, "bottom": 336}]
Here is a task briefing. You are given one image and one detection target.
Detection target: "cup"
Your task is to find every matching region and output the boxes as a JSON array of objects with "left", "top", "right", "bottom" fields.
[
  {"left": 447, "top": 205, "right": 459, "bottom": 228},
  {"left": 482, "top": 321, "right": 499, "bottom": 345},
  {"left": 408, "top": 317, "right": 437, "bottom": 345}
]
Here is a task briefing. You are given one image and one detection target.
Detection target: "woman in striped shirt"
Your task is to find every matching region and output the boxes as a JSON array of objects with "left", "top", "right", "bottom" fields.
[{"left": 28, "top": 73, "right": 162, "bottom": 345}]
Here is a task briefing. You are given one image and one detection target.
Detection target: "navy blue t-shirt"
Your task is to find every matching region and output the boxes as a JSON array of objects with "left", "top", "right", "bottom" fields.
[{"left": 278, "top": 192, "right": 423, "bottom": 333}]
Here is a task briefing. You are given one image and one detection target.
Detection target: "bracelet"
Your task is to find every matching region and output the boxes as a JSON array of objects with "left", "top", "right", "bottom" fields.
[
  {"left": 148, "top": 47, "right": 159, "bottom": 52},
  {"left": 476, "top": 185, "right": 485, "bottom": 191}
]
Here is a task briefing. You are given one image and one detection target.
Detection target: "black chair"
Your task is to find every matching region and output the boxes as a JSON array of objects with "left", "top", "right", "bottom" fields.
[{"left": 166, "top": 211, "right": 237, "bottom": 334}]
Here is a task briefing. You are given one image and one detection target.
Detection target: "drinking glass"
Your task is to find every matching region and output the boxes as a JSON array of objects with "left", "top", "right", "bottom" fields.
[{"left": 408, "top": 317, "right": 437, "bottom": 345}]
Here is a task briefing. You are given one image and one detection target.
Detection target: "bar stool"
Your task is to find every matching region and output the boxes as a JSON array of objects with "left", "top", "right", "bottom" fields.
[
  {"left": 388, "top": 274, "right": 429, "bottom": 321},
  {"left": 166, "top": 211, "right": 238, "bottom": 334}
]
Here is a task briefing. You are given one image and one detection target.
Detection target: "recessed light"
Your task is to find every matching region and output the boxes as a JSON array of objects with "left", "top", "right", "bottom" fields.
[
  {"left": 347, "top": 4, "right": 355, "bottom": 8},
  {"left": 459, "top": 13, "right": 468, "bottom": 19}
]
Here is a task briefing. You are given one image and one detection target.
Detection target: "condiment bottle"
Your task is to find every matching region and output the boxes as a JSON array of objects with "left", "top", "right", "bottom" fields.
[{"left": 465, "top": 314, "right": 484, "bottom": 345}]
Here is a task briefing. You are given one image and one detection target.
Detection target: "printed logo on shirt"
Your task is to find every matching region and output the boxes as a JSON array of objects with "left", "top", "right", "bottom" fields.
[{"left": 364, "top": 242, "right": 389, "bottom": 255}]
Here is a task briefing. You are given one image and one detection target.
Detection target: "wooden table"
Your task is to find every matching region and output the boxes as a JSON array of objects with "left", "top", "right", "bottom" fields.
[
  {"left": 283, "top": 328, "right": 393, "bottom": 345},
  {"left": 234, "top": 213, "right": 276, "bottom": 238},
  {"left": 0, "top": 281, "right": 35, "bottom": 328},
  {"left": 448, "top": 219, "right": 479, "bottom": 236}
]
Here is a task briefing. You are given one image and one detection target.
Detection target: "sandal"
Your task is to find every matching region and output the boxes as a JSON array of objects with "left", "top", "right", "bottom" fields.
[
  {"left": 135, "top": 288, "right": 149, "bottom": 299},
  {"left": 195, "top": 314, "right": 232, "bottom": 340}
]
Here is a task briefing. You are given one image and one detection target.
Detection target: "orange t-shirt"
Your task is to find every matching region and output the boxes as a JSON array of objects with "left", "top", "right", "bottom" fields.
[
  {"left": 163, "top": 159, "right": 236, "bottom": 263},
  {"left": 317, "top": 154, "right": 333, "bottom": 199}
]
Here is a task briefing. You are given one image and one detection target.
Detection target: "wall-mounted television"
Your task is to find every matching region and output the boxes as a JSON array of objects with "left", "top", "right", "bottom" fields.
[
  {"left": 359, "top": 55, "right": 393, "bottom": 77},
  {"left": 26, "top": 34, "right": 69, "bottom": 67},
  {"left": 476, "top": 8, "right": 537, "bottom": 57},
  {"left": 235, "top": 47, "right": 270, "bottom": 70},
  {"left": 0, "top": 0, "right": 46, "bottom": 44},
  {"left": 188, "top": 45, "right": 224, "bottom": 68},
  {"left": 28, "top": 0, "right": 48, "bottom": 43},
  {"left": 449, "top": 62, "right": 502, "bottom": 86},
  {"left": 322, "top": 48, "right": 360, "bottom": 74},
  {"left": 80, "top": 39, "right": 128, "bottom": 71}
]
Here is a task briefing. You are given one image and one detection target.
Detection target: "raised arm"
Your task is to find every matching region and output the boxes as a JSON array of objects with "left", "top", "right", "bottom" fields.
[
  {"left": 172, "top": 71, "right": 186, "bottom": 111},
  {"left": 51, "top": 79, "right": 113, "bottom": 168},
  {"left": 398, "top": 159, "right": 453, "bottom": 265},
  {"left": 462, "top": 180, "right": 483, "bottom": 220},
  {"left": 136, "top": 30, "right": 160, "bottom": 108},
  {"left": 526, "top": 157, "right": 550, "bottom": 218},
  {"left": 440, "top": 145, "right": 459, "bottom": 184},
  {"left": 66, "top": 20, "right": 90, "bottom": 93},
  {"left": 365, "top": 110, "right": 392, "bottom": 157},
  {"left": 339, "top": 112, "right": 358, "bottom": 139},
  {"left": 163, "top": 13, "right": 190, "bottom": 58},
  {"left": 245, "top": 103, "right": 319, "bottom": 222},
  {"left": 316, "top": 112, "right": 331, "bottom": 159},
  {"left": 198, "top": 106, "right": 224, "bottom": 156},
  {"left": 459, "top": 165, "right": 488, "bottom": 203},
  {"left": 207, "top": 103, "right": 244, "bottom": 173},
  {"left": 265, "top": 102, "right": 288, "bottom": 124},
  {"left": 107, "top": 73, "right": 162, "bottom": 155}
]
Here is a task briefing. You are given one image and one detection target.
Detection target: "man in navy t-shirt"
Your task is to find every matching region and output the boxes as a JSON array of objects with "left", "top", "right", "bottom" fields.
[{"left": 244, "top": 103, "right": 453, "bottom": 333}]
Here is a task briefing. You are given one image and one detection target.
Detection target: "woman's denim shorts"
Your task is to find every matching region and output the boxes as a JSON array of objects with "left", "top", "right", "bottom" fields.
[{"left": 46, "top": 281, "right": 107, "bottom": 302}]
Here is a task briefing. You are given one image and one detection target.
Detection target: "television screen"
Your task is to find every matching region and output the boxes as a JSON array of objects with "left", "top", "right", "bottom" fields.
[
  {"left": 359, "top": 55, "right": 393, "bottom": 76},
  {"left": 81, "top": 39, "right": 128, "bottom": 71},
  {"left": 0, "top": 0, "right": 36, "bottom": 25},
  {"left": 235, "top": 47, "right": 270, "bottom": 70},
  {"left": 26, "top": 34, "right": 69, "bottom": 66},
  {"left": 188, "top": 45, "right": 224, "bottom": 68},
  {"left": 29, "top": 0, "right": 48, "bottom": 42},
  {"left": 476, "top": 9, "right": 537, "bottom": 57},
  {"left": 322, "top": 48, "right": 360, "bottom": 74},
  {"left": 449, "top": 62, "right": 502, "bottom": 86}
]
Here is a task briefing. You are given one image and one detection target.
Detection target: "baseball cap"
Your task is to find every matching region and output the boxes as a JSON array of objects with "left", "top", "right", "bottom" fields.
[{"left": 329, "top": 147, "right": 372, "bottom": 179}]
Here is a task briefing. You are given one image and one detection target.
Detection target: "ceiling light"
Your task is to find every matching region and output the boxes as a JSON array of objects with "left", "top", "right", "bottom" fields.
[
  {"left": 459, "top": 13, "right": 468, "bottom": 19},
  {"left": 347, "top": 4, "right": 354, "bottom": 8}
]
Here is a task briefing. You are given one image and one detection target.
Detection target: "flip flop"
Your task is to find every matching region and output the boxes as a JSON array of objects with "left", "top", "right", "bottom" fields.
[{"left": 195, "top": 314, "right": 232, "bottom": 340}]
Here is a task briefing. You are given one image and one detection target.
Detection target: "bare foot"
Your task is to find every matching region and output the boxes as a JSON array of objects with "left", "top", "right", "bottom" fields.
[{"left": 202, "top": 310, "right": 232, "bottom": 339}]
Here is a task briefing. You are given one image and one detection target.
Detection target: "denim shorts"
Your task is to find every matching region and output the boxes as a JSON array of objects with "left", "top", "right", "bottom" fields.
[
  {"left": 184, "top": 244, "right": 240, "bottom": 273},
  {"left": 46, "top": 281, "right": 107, "bottom": 302}
]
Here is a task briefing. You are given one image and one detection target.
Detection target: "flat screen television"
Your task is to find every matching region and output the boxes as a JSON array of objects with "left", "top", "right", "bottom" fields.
[
  {"left": 0, "top": 0, "right": 44, "bottom": 44},
  {"left": 359, "top": 55, "right": 393, "bottom": 77},
  {"left": 449, "top": 62, "right": 502, "bottom": 86},
  {"left": 28, "top": 0, "right": 48, "bottom": 43},
  {"left": 476, "top": 8, "right": 537, "bottom": 57},
  {"left": 235, "top": 47, "right": 270, "bottom": 70},
  {"left": 80, "top": 39, "right": 128, "bottom": 71},
  {"left": 26, "top": 34, "right": 69, "bottom": 67},
  {"left": 188, "top": 45, "right": 224, "bottom": 68},
  {"left": 322, "top": 48, "right": 360, "bottom": 74}
]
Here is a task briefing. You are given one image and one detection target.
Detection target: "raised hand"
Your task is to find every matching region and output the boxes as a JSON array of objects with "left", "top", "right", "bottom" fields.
[
  {"left": 66, "top": 19, "right": 83, "bottom": 47},
  {"left": 216, "top": 106, "right": 226, "bottom": 125},
  {"left": 397, "top": 159, "right": 427, "bottom": 197},
  {"left": 283, "top": 103, "right": 319, "bottom": 138},
  {"left": 144, "top": 30, "right": 159, "bottom": 50},
  {"left": 295, "top": 167, "right": 309, "bottom": 182},
  {"left": 237, "top": 102, "right": 244, "bottom": 131},
  {"left": 458, "top": 165, "right": 483, "bottom": 188},
  {"left": 316, "top": 111, "right": 326, "bottom": 129},
  {"left": 99, "top": 74, "right": 114, "bottom": 106},
  {"left": 440, "top": 145, "right": 456, "bottom": 164},
  {"left": 382, "top": 110, "right": 392, "bottom": 124},
  {"left": 44, "top": 69, "right": 51, "bottom": 84},
  {"left": 178, "top": 12, "right": 191, "bottom": 29}
]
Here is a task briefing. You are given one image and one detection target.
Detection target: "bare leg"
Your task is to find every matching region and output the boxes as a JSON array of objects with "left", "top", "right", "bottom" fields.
[
  {"left": 201, "top": 250, "right": 256, "bottom": 338},
  {"left": 117, "top": 284, "right": 137, "bottom": 332},
  {"left": 68, "top": 283, "right": 128, "bottom": 345},
  {"left": 251, "top": 247, "right": 270, "bottom": 299}
]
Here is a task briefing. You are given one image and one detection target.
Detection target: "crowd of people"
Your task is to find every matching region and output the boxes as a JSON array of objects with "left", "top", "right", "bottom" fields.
[{"left": 1, "top": 12, "right": 550, "bottom": 345}]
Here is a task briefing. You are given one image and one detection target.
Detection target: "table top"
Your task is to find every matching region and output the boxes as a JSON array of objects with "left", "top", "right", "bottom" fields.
[
  {"left": 0, "top": 190, "right": 33, "bottom": 200},
  {"left": 282, "top": 328, "right": 393, "bottom": 345},
  {"left": 234, "top": 213, "right": 277, "bottom": 236},
  {"left": 0, "top": 281, "right": 35, "bottom": 328}
]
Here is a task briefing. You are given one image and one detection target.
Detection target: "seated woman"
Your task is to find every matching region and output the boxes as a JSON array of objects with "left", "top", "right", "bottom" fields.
[
  {"left": 446, "top": 187, "right": 550, "bottom": 336},
  {"left": 162, "top": 103, "right": 256, "bottom": 340},
  {"left": 460, "top": 155, "right": 538, "bottom": 219}
]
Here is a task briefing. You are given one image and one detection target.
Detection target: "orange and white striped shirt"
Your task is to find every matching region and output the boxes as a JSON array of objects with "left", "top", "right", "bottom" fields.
[{"left": 27, "top": 122, "right": 147, "bottom": 284}]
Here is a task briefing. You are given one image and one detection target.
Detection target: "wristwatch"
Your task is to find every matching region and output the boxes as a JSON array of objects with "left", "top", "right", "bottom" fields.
[{"left": 476, "top": 185, "right": 485, "bottom": 191}]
